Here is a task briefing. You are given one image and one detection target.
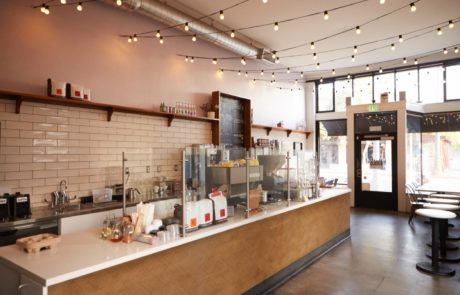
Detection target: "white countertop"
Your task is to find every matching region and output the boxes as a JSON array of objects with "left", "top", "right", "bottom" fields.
[{"left": 0, "top": 188, "right": 350, "bottom": 287}]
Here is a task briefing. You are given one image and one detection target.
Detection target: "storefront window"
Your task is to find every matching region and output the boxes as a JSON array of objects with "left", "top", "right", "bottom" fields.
[
  {"left": 317, "top": 82, "right": 334, "bottom": 112},
  {"left": 419, "top": 66, "right": 444, "bottom": 104},
  {"left": 446, "top": 64, "right": 460, "bottom": 100},
  {"left": 396, "top": 69, "right": 418, "bottom": 103},
  {"left": 374, "top": 72, "right": 395, "bottom": 102},
  {"left": 334, "top": 79, "right": 351, "bottom": 112},
  {"left": 353, "top": 76, "right": 373, "bottom": 105}
]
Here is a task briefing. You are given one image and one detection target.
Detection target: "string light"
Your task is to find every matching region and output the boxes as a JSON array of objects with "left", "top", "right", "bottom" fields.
[
  {"left": 238, "top": 70, "right": 241, "bottom": 76},
  {"left": 159, "top": 36, "right": 164, "bottom": 44},
  {"left": 410, "top": 3, "right": 416, "bottom": 12},
  {"left": 230, "top": 30, "right": 235, "bottom": 38},
  {"left": 212, "top": 58, "right": 217, "bottom": 65},
  {"left": 366, "top": 64, "right": 370, "bottom": 71},
  {"left": 316, "top": 63, "right": 321, "bottom": 69},
  {"left": 391, "top": 43, "right": 395, "bottom": 50},
  {"left": 262, "top": 0, "right": 268, "bottom": 3},
  {"left": 347, "top": 74, "right": 351, "bottom": 79},
  {"left": 449, "top": 20, "right": 454, "bottom": 29},
  {"left": 220, "top": 69, "right": 224, "bottom": 74},
  {"left": 185, "top": 56, "right": 189, "bottom": 62},
  {"left": 455, "top": 47, "right": 459, "bottom": 54},
  {"left": 61, "top": 0, "right": 67, "bottom": 4},
  {"left": 133, "top": 34, "right": 138, "bottom": 42},
  {"left": 219, "top": 10, "right": 224, "bottom": 20},
  {"left": 300, "top": 72, "right": 304, "bottom": 78},
  {"left": 77, "top": 2, "right": 82, "bottom": 11},
  {"left": 272, "top": 72, "right": 275, "bottom": 78},
  {"left": 437, "top": 28, "right": 443, "bottom": 35},
  {"left": 156, "top": 30, "right": 161, "bottom": 38},
  {"left": 245, "top": 72, "right": 248, "bottom": 77},
  {"left": 320, "top": 77, "right": 323, "bottom": 83},
  {"left": 190, "top": 57, "right": 194, "bottom": 63},
  {"left": 355, "top": 26, "right": 361, "bottom": 35},
  {"left": 274, "top": 22, "right": 279, "bottom": 31},
  {"left": 184, "top": 22, "right": 189, "bottom": 31},
  {"left": 310, "top": 42, "right": 315, "bottom": 50},
  {"left": 353, "top": 46, "right": 358, "bottom": 53},
  {"left": 332, "top": 69, "right": 336, "bottom": 75},
  {"left": 241, "top": 57, "right": 246, "bottom": 65},
  {"left": 313, "top": 53, "right": 317, "bottom": 60},
  {"left": 287, "top": 67, "right": 290, "bottom": 73},
  {"left": 260, "top": 70, "right": 264, "bottom": 76},
  {"left": 379, "top": 67, "right": 383, "bottom": 73},
  {"left": 116, "top": 0, "right": 122, "bottom": 6},
  {"left": 323, "top": 11, "right": 329, "bottom": 20},
  {"left": 399, "top": 35, "right": 404, "bottom": 43},
  {"left": 192, "top": 34, "right": 197, "bottom": 42},
  {"left": 276, "top": 57, "right": 280, "bottom": 63},
  {"left": 295, "top": 79, "right": 298, "bottom": 84},
  {"left": 380, "top": 0, "right": 385, "bottom": 4},
  {"left": 443, "top": 48, "right": 448, "bottom": 54},
  {"left": 403, "top": 57, "right": 407, "bottom": 64},
  {"left": 414, "top": 59, "right": 418, "bottom": 65},
  {"left": 351, "top": 55, "right": 355, "bottom": 62},
  {"left": 127, "top": 36, "right": 133, "bottom": 43}
]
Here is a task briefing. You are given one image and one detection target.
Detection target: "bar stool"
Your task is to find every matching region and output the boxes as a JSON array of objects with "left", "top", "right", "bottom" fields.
[{"left": 415, "top": 208, "right": 456, "bottom": 276}]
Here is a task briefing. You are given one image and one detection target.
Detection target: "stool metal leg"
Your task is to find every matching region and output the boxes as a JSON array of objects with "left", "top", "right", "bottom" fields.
[{"left": 426, "top": 219, "right": 460, "bottom": 262}]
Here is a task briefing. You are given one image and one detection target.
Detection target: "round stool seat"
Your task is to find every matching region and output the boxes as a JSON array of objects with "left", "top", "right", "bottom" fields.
[
  {"left": 423, "top": 203, "right": 460, "bottom": 211},
  {"left": 430, "top": 194, "right": 460, "bottom": 199},
  {"left": 424, "top": 198, "right": 460, "bottom": 205},
  {"left": 415, "top": 208, "right": 456, "bottom": 219}
]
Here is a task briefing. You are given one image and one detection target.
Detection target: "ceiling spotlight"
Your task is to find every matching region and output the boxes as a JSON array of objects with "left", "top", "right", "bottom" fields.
[
  {"left": 355, "top": 26, "right": 361, "bottom": 35},
  {"left": 272, "top": 51, "right": 277, "bottom": 59},
  {"left": 449, "top": 20, "right": 454, "bottom": 29},
  {"left": 219, "top": 10, "right": 224, "bottom": 20},
  {"left": 230, "top": 30, "right": 235, "bottom": 38},
  {"left": 313, "top": 53, "right": 317, "bottom": 60},
  {"left": 212, "top": 58, "right": 217, "bottom": 65},
  {"left": 332, "top": 69, "right": 336, "bottom": 75},
  {"left": 391, "top": 43, "right": 395, "bottom": 50},
  {"left": 241, "top": 57, "right": 246, "bottom": 65},
  {"left": 156, "top": 30, "right": 161, "bottom": 38},
  {"left": 403, "top": 57, "right": 407, "bottom": 64},
  {"left": 455, "top": 47, "right": 459, "bottom": 54},
  {"left": 159, "top": 36, "right": 164, "bottom": 44},
  {"left": 414, "top": 59, "right": 418, "bottom": 65},
  {"left": 192, "top": 34, "right": 197, "bottom": 42},
  {"left": 274, "top": 22, "right": 279, "bottom": 31},
  {"left": 443, "top": 48, "right": 448, "bottom": 54},
  {"left": 379, "top": 67, "right": 383, "bottom": 73},
  {"left": 399, "top": 35, "right": 404, "bottom": 43},
  {"left": 116, "top": 0, "right": 121, "bottom": 6},
  {"left": 77, "top": 2, "right": 83, "bottom": 11},
  {"left": 184, "top": 22, "right": 189, "bottom": 31},
  {"left": 351, "top": 55, "right": 355, "bottom": 62},
  {"left": 353, "top": 45, "right": 358, "bottom": 53},
  {"left": 366, "top": 64, "right": 370, "bottom": 71},
  {"left": 410, "top": 3, "right": 416, "bottom": 12},
  {"left": 316, "top": 63, "right": 320, "bottom": 69},
  {"left": 262, "top": 0, "right": 268, "bottom": 3},
  {"left": 324, "top": 11, "right": 329, "bottom": 20},
  {"left": 310, "top": 42, "right": 315, "bottom": 50}
]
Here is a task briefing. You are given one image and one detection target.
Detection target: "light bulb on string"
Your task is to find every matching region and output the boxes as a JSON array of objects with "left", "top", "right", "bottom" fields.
[
  {"left": 77, "top": 2, "right": 83, "bottom": 11},
  {"left": 156, "top": 30, "right": 161, "bottom": 38},
  {"left": 272, "top": 72, "right": 275, "bottom": 78},
  {"left": 184, "top": 22, "right": 189, "bottom": 31},
  {"left": 219, "top": 10, "right": 224, "bottom": 20},
  {"left": 316, "top": 63, "right": 320, "bottom": 69},
  {"left": 449, "top": 20, "right": 454, "bottom": 29},
  {"left": 410, "top": 3, "right": 416, "bottom": 12},
  {"left": 353, "top": 46, "right": 358, "bottom": 53},
  {"left": 220, "top": 69, "right": 224, "bottom": 74},
  {"left": 313, "top": 53, "right": 317, "bottom": 60},
  {"left": 40, "top": 4, "right": 46, "bottom": 13},
  {"left": 276, "top": 57, "right": 280, "bottom": 63},
  {"left": 310, "top": 42, "right": 315, "bottom": 50},
  {"left": 399, "top": 35, "right": 404, "bottom": 43},
  {"left": 127, "top": 36, "right": 133, "bottom": 43},
  {"left": 245, "top": 72, "right": 248, "bottom": 77},
  {"left": 351, "top": 55, "right": 355, "bottom": 62},
  {"left": 455, "top": 47, "right": 459, "bottom": 54},
  {"left": 380, "top": 0, "right": 385, "bottom": 4},
  {"left": 61, "top": 0, "right": 67, "bottom": 4},
  {"left": 347, "top": 74, "right": 351, "bottom": 79},
  {"left": 116, "top": 0, "right": 122, "bottom": 6},
  {"left": 414, "top": 59, "right": 418, "bottom": 65},
  {"left": 262, "top": 0, "right": 268, "bottom": 3},
  {"left": 192, "top": 35, "right": 197, "bottom": 42},
  {"left": 133, "top": 34, "right": 138, "bottom": 42},
  {"left": 366, "top": 64, "right": 370, "bottom": 71},
  {"left": 323, "top": 11, "right": 329, "bottom": 20},
  {"left": 287, "top": 68, "right": 290, "bottom": 74},
  {"left": 437, "top": 28, "right": 443, "bottom": 35},
  {"left": 300, "top": 72, "right": 304, "bottom": 78},
  {"left": 320, "top": 77, "right": 323, "bottom": 83},
  {"left": 185, "top": 56, "right": 189, "bottom": 62},
  {"left": 295, "top": 79, "right": 298, "bottom": 84},
  {"left": 241, "top": 57, "right": 246, "bottom": 65},
  {"left": 355, "top": 26, "right": 361, "bottom": 35},
  {"left": 272, "top": 51, "right": 277, "bottom": 59},
  {"left": 260, "top": 70, "right": 264, "bottom": 76},
  {"left": 159, "top": 36, "right": 164, "bottom": 44},
  {"left": 230, "top": 30, "right": 235, "bottom": 38},
  {"left": 443, "top": 48, "right": 448, "bottom": 54},
  {"left": 332, "top": 69, "right": 336, "bottom": 75},
  {"left": 379, "top": 67, "right": 383, "bottom": 73},
  {"left": 253, "top": 79, "right": 256, "bottom": 84},
  {"left": 391, "top": 43, "right": 395, "bottom": 50},
  {"left": 274, "top": 22, "right": 279, "bottom": 31},
  {"left": 212, "top": 58, "right": 217, "bottom": 65},
  {"left": 238, "top": 70, "right": 241, "bottom": 76},
  {"left": 403, "top": 57, "right": 407, "bottom": 64}
]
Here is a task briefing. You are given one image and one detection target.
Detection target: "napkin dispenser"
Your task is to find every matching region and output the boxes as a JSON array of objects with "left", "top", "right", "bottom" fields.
[{"left": 209, "top": 191, "right": 228, "bottom": 224}]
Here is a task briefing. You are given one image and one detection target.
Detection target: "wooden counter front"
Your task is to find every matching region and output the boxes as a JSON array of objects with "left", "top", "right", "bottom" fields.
[{"left": 49, "top": 193, "right": 350, "bottom": 295}]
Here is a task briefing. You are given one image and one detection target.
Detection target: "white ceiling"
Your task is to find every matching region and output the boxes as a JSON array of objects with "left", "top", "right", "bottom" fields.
[{"left": 164, "top": 0, "right": 460, "bottom": 81}]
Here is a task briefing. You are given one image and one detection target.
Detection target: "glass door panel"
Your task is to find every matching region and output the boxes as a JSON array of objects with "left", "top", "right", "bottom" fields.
[{"left": 360, "top": 139, "right": 393, "bottom": 193}]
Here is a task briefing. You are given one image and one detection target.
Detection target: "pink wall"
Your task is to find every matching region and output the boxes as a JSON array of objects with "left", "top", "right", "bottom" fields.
[{"left": 0, "top": 1, "right": 306, "bottom": 128}]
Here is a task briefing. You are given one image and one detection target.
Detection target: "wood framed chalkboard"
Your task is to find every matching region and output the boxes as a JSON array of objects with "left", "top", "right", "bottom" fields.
[{"left": 211, "top": 91, "right": 251, "bottom": 150}]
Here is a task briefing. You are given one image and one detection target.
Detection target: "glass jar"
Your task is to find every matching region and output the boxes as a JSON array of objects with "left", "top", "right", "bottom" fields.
[
  {"left": 100, "top": 218, "right": 112, "bottom": 240},
  {"left": 110, "top": 220, "right": 123, "bottom": 242},
  {"left": 122, "top": 224, "right": 134, "bottom": 243}
]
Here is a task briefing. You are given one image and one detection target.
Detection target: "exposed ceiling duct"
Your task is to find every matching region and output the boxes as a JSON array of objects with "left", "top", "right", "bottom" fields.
[{"left": 100, "top": 0, "right": 274, "bottom": 62}]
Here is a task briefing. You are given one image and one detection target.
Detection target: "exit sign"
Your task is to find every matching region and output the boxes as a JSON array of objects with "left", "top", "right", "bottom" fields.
[{"left": 368, "top": 104, "right": 379, "bottom": 112}]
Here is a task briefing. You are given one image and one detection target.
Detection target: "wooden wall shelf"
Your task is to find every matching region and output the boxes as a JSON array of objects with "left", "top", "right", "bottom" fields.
[
  {"left": 0, "top": 90, "right": 218, "bottom": 126},
  {"left": 252, "top": 124, "right": 311, "bottom": 138}
]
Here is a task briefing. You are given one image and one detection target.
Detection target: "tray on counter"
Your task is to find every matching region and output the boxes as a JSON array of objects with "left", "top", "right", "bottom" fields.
[{"left": 16, "top": 233, "right": 61, "bottom": 254}]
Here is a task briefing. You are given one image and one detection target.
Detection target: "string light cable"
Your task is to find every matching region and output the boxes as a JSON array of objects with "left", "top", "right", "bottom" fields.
[{"left": 33, "top": 0, "right": 96, "bottom": 11}]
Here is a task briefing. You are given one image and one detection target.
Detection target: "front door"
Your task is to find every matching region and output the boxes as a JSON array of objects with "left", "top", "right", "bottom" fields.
[{"left": 355, "top": 133, "right": 397, "bottom": 210}]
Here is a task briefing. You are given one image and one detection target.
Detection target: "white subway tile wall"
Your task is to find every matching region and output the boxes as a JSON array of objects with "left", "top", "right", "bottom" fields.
[{"left": 0, "top": 99, "right": 212, "bottom": 207}]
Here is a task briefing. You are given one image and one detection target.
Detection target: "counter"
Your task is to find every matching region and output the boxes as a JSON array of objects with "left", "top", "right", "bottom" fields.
[{"left": 0, "top": 188, "right": 350, "bottom": 295}]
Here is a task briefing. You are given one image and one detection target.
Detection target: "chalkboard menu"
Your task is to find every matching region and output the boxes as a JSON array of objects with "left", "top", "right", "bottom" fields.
[{"left": 211, "top": 91, "right": 251, "bottom": 149}]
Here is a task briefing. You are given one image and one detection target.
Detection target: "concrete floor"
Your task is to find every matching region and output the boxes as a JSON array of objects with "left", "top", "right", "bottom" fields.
[{"left": 273, "top": 208, "right": 460, "bottom": 295}]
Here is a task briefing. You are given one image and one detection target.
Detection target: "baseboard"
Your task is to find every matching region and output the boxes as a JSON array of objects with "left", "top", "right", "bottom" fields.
[{"left": 243, "top": 229, "right": 351, "bottom": 295}]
